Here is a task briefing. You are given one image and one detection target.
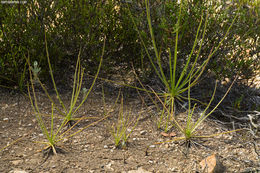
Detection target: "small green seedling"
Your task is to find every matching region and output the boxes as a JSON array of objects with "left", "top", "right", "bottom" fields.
[
  {"left": 111, "top": 96, "right": 140, "bottom": 149},
  {"left": 30, "top": 61, "right": 41, "bottom": 83},
  {"left": 233, "top": 94, "right": 244, "bottom": 110}
]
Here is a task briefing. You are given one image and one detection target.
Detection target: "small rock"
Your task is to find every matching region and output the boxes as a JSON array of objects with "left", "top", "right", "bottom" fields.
[
  {"left": 133, "top": 138, "right": 137, "bottom": 141},
  {"left": 140, "top": 130, "right": 147, "bottom": 135},
  {"left": 63, "top": 138, "right": 69, "bottom": 142},
  {"left": 164, "top": 144, "right": 169, "bottom": 148},
  {"left": 2, "top": 104, "right": 8, "bottom": 110},
  {"left": 9, "top": 169, "right": 28, "bottom": 173},
  {"left": 168, "top": 167, "right": 177, "bottom": 171},
  {"left": 157, "top": 138, "right": 164, "bottom": 142},
  {"left": 105, "top": 161, "right": 114, "bottom": 171},
  {"left": 160, "top": 131, "right": 177, "bottom": 137},
  {"left": 3, "top": 118, "right": 9, "bottom": 122},
  {"left": 127, "top": 156, "right": 135, "bottom": 162},
  {"left": 149, "top": 145, "right": 155, "bottom": 148},
  {"left": 243, "top": 159, "right": 254, "bottom": 165},
  {"left": 128, "top": 167, "right": 151, "bottom": 173},
  {"left": 199, "top": 154, "right": 225, "bottom": 173},
  {"left": 28, "top": 158, "right": 39, "bottom": 165},
  {"left": 104, "top": 145, "right": 108, "bottom": 149},
  {"left": 11, "top": 160, "right": 23, "bottom": 165},
  {"left": 12, "top": 103, "right": 18, "bottom": 107}
]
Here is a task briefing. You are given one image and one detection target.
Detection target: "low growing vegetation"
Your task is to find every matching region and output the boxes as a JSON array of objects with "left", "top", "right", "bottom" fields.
[
  {"left": 130, "top": 0, "right": 238, "bottom": 132},
  {"left": 26, "top": 32, "right": 105, "bottom": 155},
  {"left": 0, "top": 0, "right": 259, "bottom": 172},
  {"left": 110, "top": 96, "right": 140, "bottom": 149}
]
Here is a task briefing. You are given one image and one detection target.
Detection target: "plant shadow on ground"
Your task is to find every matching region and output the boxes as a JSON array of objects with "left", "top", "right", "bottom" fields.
[{"left": 0, "top": 74, "right": 259, "bottom": 172}]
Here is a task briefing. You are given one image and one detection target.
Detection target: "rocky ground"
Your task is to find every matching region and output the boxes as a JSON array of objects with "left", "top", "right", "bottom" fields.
[{"left": 0, "top": 80, "right": 259, "bottom": 173}]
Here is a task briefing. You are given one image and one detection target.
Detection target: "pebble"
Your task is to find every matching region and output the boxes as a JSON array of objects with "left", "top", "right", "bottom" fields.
[
  {"left": 127, "top": 167, "right": 151, "bottom": 173},
  {"left": 168, "top": 167, "right": 177, "bottom": 171},
  {"left": 11, "top": 160, "right": 23, "bottom": 165},
  {"left": 2, "top": 104, "right": 8, "bottom": 110},
  {"left": 63, "top": 138, "right": 69, "bottom": 142},
  {"left": 140, "top": 130, "right": 147, "bottom": 135},
  {"left": 199, "top": 154, "right": 225, "bottom": 173},
  {"left": 9, "top": 169, "right": 28, "bottom": 173},
  {"left": 105, "top": 161, "right": 114, "bottom": 171},
  {"left": 104, "top": 145, "right": 108, "bottom": 149},
  {"left": 164, "top": 144, "right": 169, "bottom": 148}
]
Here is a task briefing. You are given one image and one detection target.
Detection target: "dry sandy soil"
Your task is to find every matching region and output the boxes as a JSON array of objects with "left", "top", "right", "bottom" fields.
[{"left": 0, "top": 82, "right": 259, "bottom": 173}]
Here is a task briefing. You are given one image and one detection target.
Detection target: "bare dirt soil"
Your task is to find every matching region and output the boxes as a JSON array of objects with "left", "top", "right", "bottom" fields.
[{"left": 0, "top": 83, "right": 259, "bottom": 173}]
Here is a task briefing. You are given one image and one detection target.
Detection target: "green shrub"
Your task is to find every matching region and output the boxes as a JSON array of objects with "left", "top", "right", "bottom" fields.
[
  {"left": 0, "top": 0, "right": 259, "bottom": 89},
  {"left": 128, "top": 0, "right": 259, "bottom": 82},
  {"left": 0, "top": 0, "right": 141, "bottom": 86}
]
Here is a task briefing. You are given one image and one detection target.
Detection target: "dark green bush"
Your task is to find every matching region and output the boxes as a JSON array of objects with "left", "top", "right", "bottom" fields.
[
  {"left": 0, "top": 0, "right": 142, "bottom": 87},
  {"left": 0, "top": 0, "right": 259, "bottom": 89},
  {"left": 129, "top": 0, "right": 259, "bottom": 83}
]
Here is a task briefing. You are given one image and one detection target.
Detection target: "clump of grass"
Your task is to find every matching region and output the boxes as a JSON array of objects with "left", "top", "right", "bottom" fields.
[
  {"left": 111, "top": 96, "right": 140, "bottom": 149},
  {"left": 27, "top": 33, "right": 106, "bottom": 155},
  {"left": 151, "top": 75, "right": 241, "bottom": 154},
  {"left": 129, "top": 0, "right": 238, "bottom": 132}
]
